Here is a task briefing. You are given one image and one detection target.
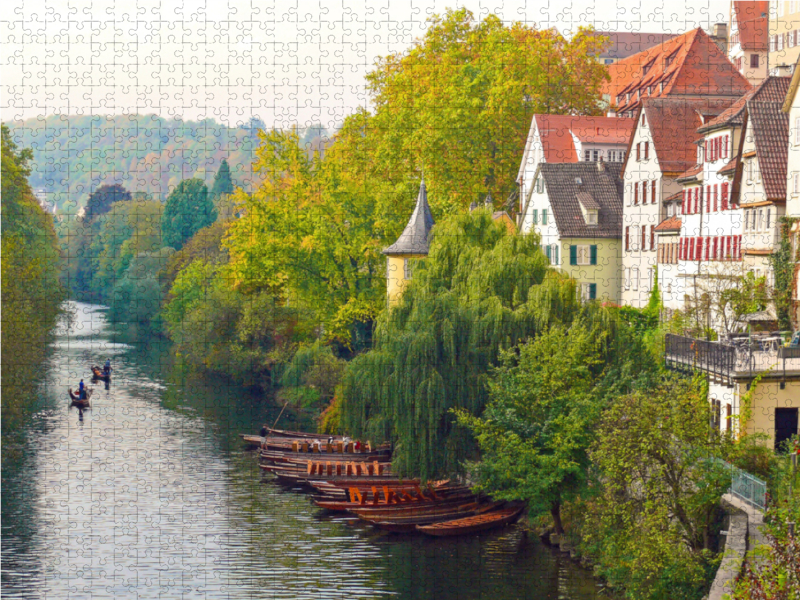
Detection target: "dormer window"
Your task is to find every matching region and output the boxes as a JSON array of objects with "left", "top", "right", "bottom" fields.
[
  {"left": 575, "top": 177, "right": 583, "bottom": 185},
  {"left": 643, "top": 59, "right": 656, "bottom": 74},
  {"left": 576, "top": 191, "right": 599, "bottom": 226},
  {"left": 665, "top": 50, "right": 679, "bottom": 68}
]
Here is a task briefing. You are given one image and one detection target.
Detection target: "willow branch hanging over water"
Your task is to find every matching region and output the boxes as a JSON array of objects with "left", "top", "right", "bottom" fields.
[{"left": 339, "top": 209, "right": 581, "bottom": 480}]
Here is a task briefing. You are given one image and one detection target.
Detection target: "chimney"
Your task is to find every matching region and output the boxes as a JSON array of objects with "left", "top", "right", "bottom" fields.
[
  {"left": 597, "top": 161, "right": 606, "bottom": 172},
  {"left": 710, "top": 23, "right": 728, "bottom": 55}
]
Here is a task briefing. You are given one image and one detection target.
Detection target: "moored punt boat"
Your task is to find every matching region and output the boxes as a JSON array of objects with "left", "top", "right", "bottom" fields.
[
  {"left": 364, "top": 501, "right": 505, "bottom": 533},
  {"left": 317, "top": 490, "right": 477, "bottom": 513},
  {"left": 260, "top": 439, "right": 390, "bottom": 455},
  {"left": 68, "top": 388, "right": 93, "bottom": 407},
  {"left": 264, "top": 428, "right": 345, "bottom": 440},
  {"left": 91, "top": 366, "right": 110, "bottom": 381},
  {"left": 240, "top": 434, "right": 265, "bottom": 446},
  {"left": 415, "top": 504, "right": 525, "bottom": 537}
]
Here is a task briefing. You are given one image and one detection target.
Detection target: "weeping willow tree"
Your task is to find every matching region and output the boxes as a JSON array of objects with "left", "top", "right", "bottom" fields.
[{"left": 339, "top": 208, "right": 581, "bottom": 479}]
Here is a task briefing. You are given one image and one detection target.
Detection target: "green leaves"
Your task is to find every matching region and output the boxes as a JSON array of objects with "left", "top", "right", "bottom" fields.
[{"left": 162, "top": 178, "right": 216, "bottom": 250}]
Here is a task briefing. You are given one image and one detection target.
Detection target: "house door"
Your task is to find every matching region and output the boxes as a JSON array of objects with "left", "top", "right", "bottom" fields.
[{"left": 774, "top": 408, "right": 798, "bottom": 452}]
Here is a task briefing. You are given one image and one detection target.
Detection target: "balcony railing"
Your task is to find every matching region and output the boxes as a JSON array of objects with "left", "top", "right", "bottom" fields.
[{"left": 665, "top": 333, "right": 800, "bottom": 382}]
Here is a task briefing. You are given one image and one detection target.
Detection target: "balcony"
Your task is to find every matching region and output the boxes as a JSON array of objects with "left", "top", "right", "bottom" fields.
[{"left": 665, "top": 333, "right": 800, "bottom": 383}]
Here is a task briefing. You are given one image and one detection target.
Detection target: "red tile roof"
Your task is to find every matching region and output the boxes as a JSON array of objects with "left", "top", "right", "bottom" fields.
[
  {"left": 593, "top": 32, "right": 678, "bottom": 61},
  {"left": 676, "top": 164, "right": 702, "bottom": 181},
  {"left": 604, "top": 28, "right": 751, "bottom": 114},
  {"left": 732, "top": 2, "right": 769, "bottom": 51},
  {"left": 718, "top": 156, "right": 739, "bottom": 176},
  {"left": 531, "top": 115, "right": 635, "bottom": 163},
  {"left": 655, "top": 216, "right": 682, "bottom": 231},
  {"left": 640, "top": 98, "right": 737, "bottom": 175}
]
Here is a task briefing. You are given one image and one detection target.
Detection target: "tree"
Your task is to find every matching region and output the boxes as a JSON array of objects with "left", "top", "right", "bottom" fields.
[
  {"left": 364, "top": 9, "right": 609, "bottom": 213},
  {"left": 161, "top": 178, "right": 216, "bottom": 250},
  {"left": 1, "top": 124, "right": 64, "bottom": 433},
  {"left": 584, "top": 377, "right": 732, "bottom": 599},
  {"left": 84, "top": 183, "right": 131, "bottom": 221},
  {"left": 339, "top": 208, "right": 581, "bottom": 480},
  {"left": 210, "top": 158, "right": 234, "bottom": 199},
  {"left": 455, "top": 321, "right": 608, "bottom": 533}
]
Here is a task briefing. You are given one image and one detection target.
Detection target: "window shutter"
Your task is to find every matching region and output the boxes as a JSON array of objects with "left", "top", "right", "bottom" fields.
[
  {"left": 569, "top": 245, "right": 577, "bottom": 265},
  {"left": 590, "top": 245, "right": 598, "bottom": 265},
  {"left": 545, "top": 245, "right": 551, "bottom": 261},
  {"left": 589, "top": 283, "right": 597, "bottom": 300},
  {"left": 645, "top": 142, "right": 649, "bottom": 159},
  {"left": 542, "top": 209, "right": 548, "bottom": 225},
  {"left": 642, "top": 182, "right": 647, "bottom": 204},
  {"left": 650, "top": 226, "right": 654, "bottom": 250},
  {"left": 642, "top": 227, "right": 647, "bottom": 251},
  {"left": 555, "top": 245, "right": 559, "bottom": 265},
  {"left": 721, "top": 182, "right": 729, "bottom": 210},
  {"left": 636, "top": 143, "right": 641, "bottom": 161},
  {"left": 634, "top": 183, "right": 639, "bottom": 205},
  {"left": 651, "top": 180, "right": 656, "bottom": 204},
  {"left": 682, "top": 190, "right": 687, "bottom": 213},
  {"left": 625, "top": 226, "right": 630, "bottom": 251},
  {"left": 724, "top": 135, "right": 728, "bottom": 159},
  {"left": 704, "top": 140, "right": 708, "bottom": 160},
  {"left": 733, "top": 235, "right": 740, "bottom": 260},
  {"left": 533, "top": 209, "right": 538, "bottom": 224},
  {"left": 713, "top": 184, "right": 718, "bottom": 212}
]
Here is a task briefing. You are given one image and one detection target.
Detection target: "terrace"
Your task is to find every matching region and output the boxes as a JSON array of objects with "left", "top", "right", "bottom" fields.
[{"left": 665, "top": 333, "right": 800, "bottom": 384}]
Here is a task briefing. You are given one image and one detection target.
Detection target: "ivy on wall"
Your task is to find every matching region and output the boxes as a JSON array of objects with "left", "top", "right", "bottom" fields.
[{"left": 770, "top": 217, "right": 799, "bottom": 331}]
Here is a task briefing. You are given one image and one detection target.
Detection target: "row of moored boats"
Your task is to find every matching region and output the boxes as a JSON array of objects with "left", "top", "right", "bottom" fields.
[{"left": 241, "top": 428, "right": 525, "bottom": 536}]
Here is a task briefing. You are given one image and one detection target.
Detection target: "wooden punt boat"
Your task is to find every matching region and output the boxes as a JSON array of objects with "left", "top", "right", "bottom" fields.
[
  {"left": 264, "top": 428, "right": 344, "bottom": 440},
  {"left": 416, "top": 504, "right": 525, "bottom": 537},
  {"left": 259, "top": 447, "right": 391, "bottom": 461},
  {"left": 309, "top": 481, "right": 448, "bottom": 499},
  {"left": 261, "top": 439, "right": 390, "bottom": 455},
  {"left": 240, "top": 434, "right": 265, "bottom": 446},
  {"left": 365, "top": 501, "right": 505, "bottom": 533},
  {"left": 91, "top": 366, "right": 110, "bottom": 381},
  {"left": 68, "top": 388, "right": 92, "bottom": 407},
  {"left": 317, "top": 491, "right": 477, "bottom": 513},
  {"left": 350, "top": 497, "right": 486, "bottom": 520}
]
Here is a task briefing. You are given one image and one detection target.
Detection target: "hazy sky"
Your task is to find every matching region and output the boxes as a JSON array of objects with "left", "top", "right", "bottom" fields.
[{"left": 3, "top": 0, "right": 732, "bottom": 129}]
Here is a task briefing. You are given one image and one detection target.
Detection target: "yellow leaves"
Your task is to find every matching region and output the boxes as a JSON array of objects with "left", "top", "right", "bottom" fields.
[{"left": 299, "top": 236, "right": 316, "bottom": 251}]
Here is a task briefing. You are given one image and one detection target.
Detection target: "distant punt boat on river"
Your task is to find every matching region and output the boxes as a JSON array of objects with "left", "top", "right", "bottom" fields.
[
  {"left": 68, "top": 388, "right": 92, "bottom": 407},
  {"left": 91, "top": 366, "right": 110, "bottom": 381}
]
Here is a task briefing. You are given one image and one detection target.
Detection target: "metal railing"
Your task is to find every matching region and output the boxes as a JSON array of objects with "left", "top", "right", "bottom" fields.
[
  {"left": 711, "top": 458, "right": 768, "bottom": 511},
  {"left": 666, "top": 334, "right": 800, "bottom": 381}
]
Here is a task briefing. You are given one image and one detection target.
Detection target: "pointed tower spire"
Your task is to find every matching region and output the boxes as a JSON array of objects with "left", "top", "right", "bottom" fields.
[{"left": 383, "top": 179, "right": 435, "bottom": 256}]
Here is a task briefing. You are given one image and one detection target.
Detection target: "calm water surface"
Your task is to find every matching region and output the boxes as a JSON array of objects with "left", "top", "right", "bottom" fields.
[{"left": 2, "top": 302, "right": 609, "bottom": 599}]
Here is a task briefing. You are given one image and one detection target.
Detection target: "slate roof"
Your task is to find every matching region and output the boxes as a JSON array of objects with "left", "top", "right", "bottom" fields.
[
  {"left": 383, "top": 180, "right": 435, "bottom": 255},
  {"left": 639, "top": 97, "right": 736, "bottom": 174},
  {"left": 539, "top": 162, "right": 623, "bottom": 239},
  {"left": 747, "top": 98, "right": 790, "bottom": 200},
  {"left": 655, "top": 216, "right": 682, "bottom": 231},
  {"left": 604, "top": 28, "right": 751, "bottom": 114},
  {"left": 732, "top": 2, "right": 769, "bottom": 51},
  {"left": 699, "top": 76, "right": 790, "bottom": 133},
  {"left": 576, "top": 191, "right": 601, "bottom": 210},
  {"left": 593, "top": 31, "right": 678, "bottom": 61}
]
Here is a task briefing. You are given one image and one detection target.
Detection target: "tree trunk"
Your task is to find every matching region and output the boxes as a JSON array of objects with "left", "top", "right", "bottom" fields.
[{"left": 551, "top": 502, "right": 564, "bottom": 535}]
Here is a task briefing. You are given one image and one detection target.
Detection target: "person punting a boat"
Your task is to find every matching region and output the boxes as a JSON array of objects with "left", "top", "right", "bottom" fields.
[
  {"left": 103, "top": 358, "right": 112, "bottom": 377},
  {"left": 78, "top": 379, "right": 86, "bottom": 400}
]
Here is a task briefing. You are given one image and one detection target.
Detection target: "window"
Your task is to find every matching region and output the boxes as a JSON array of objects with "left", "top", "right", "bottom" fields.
[
  {"left": 757, "top": 209, "right": 764, "bottom": 231},
  {"left": 794, "top": 172, "right": 800, "bottom": 194},
  {"left": 584, "top": 150, "right": 591, "bottom": 162},
  {"left": 403, "top": 258, "right": 412, "bottom": 280},
  {"left": 624, "top": 267, "right": 631, "bottom": 289},
  {"left": 632, "top": 267, "right": 639, "bottom": 291},
  {"left": 581, "top": 282, "right": 597, "bottom": 301},
  {"left": 750, "top": 53, "right": 760, "bottom": 69},
  {"left": 766, "top": 207, "right": 771, "bottom": 231},
  {"left": 586, "top": 210, "right": 598, "bottom": 225},
  {"left": 570, "top": 245, "right": 597, "bottom": 266},
  {"left": 592, "top": 150, "right": 599, "bottom": 162},
  {"left": 542, "top": 209, "right": 548, "bottom": 225},
  {"left": 551, "top": 244, "right": 559, "bottom": 265},
  {"left": 795, "top": 117, "right": 800, "bottom": 145}
]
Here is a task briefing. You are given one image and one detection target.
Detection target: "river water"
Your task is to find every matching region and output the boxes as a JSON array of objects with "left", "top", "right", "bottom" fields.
[{"left": 2, "top": 302, "right": 610, "bottom": 599}]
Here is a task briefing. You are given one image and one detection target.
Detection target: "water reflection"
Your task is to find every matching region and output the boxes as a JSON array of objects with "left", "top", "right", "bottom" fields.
[{"left": 2, "top": 301, "right": 610, "bottom": 599}]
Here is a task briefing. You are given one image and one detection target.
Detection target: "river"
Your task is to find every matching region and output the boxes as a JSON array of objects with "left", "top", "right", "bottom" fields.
[{"left": 2, "top": 302, "right": 611, "bottom": 599}]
